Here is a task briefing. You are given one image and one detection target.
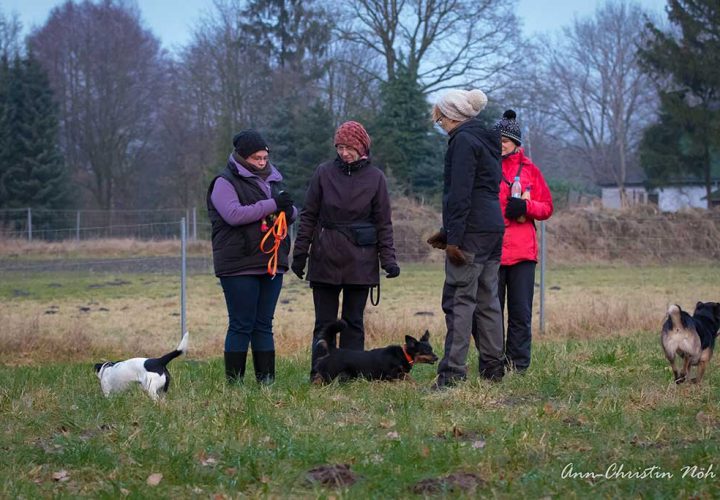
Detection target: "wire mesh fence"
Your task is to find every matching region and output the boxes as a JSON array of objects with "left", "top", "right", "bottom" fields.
[
  {"left": 2, "top": 207, "right": 720, "bottom": 349},
  {"left": 0, "top": 208, "right": 204, "bottom": 241}
]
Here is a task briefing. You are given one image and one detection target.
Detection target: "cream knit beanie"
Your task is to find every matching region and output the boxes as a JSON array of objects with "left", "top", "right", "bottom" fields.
[{"left": 436, "top": 89, "right": 488, "bottom": 121}]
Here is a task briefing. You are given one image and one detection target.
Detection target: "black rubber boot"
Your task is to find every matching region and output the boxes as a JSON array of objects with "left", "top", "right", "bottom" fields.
[
  {"left": 252, "top": 350, "right": 275, "bottom": 385},
  {"left": 224, "top": 351, "right": 247, "bottom": 384}
]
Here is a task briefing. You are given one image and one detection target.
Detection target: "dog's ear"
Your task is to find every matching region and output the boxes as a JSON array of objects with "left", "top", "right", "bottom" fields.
[
  {"left": 420, "top": 330, "right": 430, "bottom": 342},
  {"left": 94, "top": 363, "right": 103, "bottom": 373},
  {"left": 405, "top": 335, "right": 418, "bottom": 348},
  {"left": 697, "top": 301, "right": 705, "bottom": 311}
]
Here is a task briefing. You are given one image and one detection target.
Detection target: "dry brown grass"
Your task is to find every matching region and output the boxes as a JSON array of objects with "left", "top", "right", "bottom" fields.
[
  {"left": 0, "top": 238, "right": 211, "bottom": 258},
  {"left": 546, "top": 205, "right": 720, "bottom": 265},
  {"left": 3, "top": 203, "right": 718, "bottom": 265},
  {"left": 3, "top": 261, "right": 717, "bottom": 366},
  {"left": 2, "top": 203, "right": 719, "bottom": 365}
]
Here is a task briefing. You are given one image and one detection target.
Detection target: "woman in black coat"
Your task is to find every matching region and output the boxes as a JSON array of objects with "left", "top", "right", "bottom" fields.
[{"left": 291, "top": 121, "right": 400, "bottom": 377}]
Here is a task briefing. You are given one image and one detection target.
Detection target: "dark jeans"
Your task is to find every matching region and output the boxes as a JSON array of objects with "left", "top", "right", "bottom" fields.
[
  {"left": 310, "top": 284, "right": 369, "bottom": 371},
  {"left": 220, "top": 274, "right": 283, "bottom": 353},
  {"left": 498, "top": 261, "right": 536, "bottom": 371}
]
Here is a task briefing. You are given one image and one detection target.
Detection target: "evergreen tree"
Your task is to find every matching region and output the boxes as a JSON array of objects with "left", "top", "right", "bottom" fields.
[
  {"left": 639, "top": 0, "right": 720, "bottom": 207},
  {"left": 0, "top": 56, "right": 11, "bottom": 206},
  {"left": 265, "top": 98, "right": 333, "bottom": 205},
  {"left": 0, "top": 53, "right": 70, "bottom": 216},
  {"left": 371, "top": 65, "right": 442, "bottom": 197},
  {"left": 639, "top": 91, "right": 709, "bottom": 188}
]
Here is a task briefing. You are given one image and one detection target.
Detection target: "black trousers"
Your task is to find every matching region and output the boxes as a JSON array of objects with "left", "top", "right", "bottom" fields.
[
  {"left": 498, "top": 260, "right": 536, "bottom": 371},
  {"left": 310, "top": 284, "right": 370, "bottom": 372}
]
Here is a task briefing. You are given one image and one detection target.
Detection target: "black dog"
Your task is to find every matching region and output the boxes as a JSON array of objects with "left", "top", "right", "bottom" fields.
[
  {"left": 661, "top": 302, "right": 720, "bottom": 384},
  {"left": 312, "top": 320, "right": 438, "bottom": 383}
]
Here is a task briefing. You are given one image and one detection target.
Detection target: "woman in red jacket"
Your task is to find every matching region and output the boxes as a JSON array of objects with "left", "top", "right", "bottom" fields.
[{"left": 493, "top": 110, "right": 553, "bottom": 373}]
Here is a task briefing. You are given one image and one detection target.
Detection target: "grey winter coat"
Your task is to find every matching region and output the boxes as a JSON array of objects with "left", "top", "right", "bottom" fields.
[{"left": 293, "top": 156, "right": 397, "bottom": 286}]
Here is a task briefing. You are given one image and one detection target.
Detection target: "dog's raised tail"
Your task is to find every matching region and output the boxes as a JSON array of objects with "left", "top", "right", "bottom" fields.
[
  {"left": 314, "top": 320, "right": 346, "bottom": 359},
  {"left": 668, "top": 304, "right": 683, "bottom": 330},
  {"left": 154, "top": 331, "right": 189, "bottom": 367}
]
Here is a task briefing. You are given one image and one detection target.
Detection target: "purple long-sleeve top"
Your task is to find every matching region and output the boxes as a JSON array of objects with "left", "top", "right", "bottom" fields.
[{"left": 211, "top": 154, "right": 296, "bottom": 226}]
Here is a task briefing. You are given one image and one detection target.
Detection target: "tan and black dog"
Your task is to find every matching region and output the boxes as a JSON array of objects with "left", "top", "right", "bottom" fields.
[
  {"left": 661, "top": 302, "right": 720, "bottom": 384},
  {"left": 312, "top": 320, "right": 438, "bottom": 383}
]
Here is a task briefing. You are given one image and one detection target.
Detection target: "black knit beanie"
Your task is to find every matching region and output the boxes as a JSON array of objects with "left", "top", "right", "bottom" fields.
[
  {"left": 495, "top": 110, "right": 522, "bottom": 146},
  {"left": 232, "top": 130, "right": 269, "bottom": 159}
]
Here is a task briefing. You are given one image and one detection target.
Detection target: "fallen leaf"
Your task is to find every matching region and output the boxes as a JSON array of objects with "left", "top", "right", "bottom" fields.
[
  {"left": 379, "top": 420, "right": 396, "bottom": 429},
  {"left": 420, "top": 445, "right": 430, "bottom": 457},
  {"left": 146, "top": 473, "right": 163, "bottom": 486},
  {"left": 52, "top": 470, "right": 70, "bottom": 482},
  {"left": 472, "top": 440, "right": 486, "bottom": 449},
  {"left": 224, "top": 467, "right": 237, "bottom": 476},
  {"left": 386, "top": 431, "right": 400, "bottom": 440}
]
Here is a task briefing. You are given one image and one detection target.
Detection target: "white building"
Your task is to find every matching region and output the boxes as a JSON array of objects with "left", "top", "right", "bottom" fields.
[{"left": 600, "top": 181, "right": 720, "bottom": 212}]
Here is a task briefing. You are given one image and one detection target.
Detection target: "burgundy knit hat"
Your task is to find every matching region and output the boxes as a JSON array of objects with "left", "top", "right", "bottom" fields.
[{"left": 334, "top": 121, "right": 371, "bottom": 157}]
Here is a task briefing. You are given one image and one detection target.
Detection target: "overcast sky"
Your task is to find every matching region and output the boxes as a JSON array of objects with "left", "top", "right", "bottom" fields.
[{"left": 3, "top": 0, "right": 667, "bottom": 53}]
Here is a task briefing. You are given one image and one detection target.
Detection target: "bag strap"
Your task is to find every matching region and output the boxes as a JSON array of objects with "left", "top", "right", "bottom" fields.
[{"left": 502, "top": 160, "right": 525, "bottom": 187}]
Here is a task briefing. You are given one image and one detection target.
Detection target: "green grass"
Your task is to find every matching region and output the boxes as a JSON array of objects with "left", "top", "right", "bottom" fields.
[
  {"left": 2, "top": 262, "right": 720, "bottom": 496},
  {"left": 2, "top": 333, "right": 719, "bottom": 498},
  {"left": 0, "top": 271, "right": 186, "bottom": 301}
]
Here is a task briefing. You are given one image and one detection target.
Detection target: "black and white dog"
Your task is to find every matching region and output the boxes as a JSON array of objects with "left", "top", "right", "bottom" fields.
[{"left": 94, "top": 332, "right": 188, "bottom": 400}]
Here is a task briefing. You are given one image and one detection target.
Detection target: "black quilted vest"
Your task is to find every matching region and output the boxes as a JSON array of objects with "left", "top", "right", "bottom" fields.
[{"left": 206, "top": 164, "right": 290, "bottom": 277}]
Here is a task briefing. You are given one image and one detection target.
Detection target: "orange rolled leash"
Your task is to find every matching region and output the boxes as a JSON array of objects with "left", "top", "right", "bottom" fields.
[{"left": 260, "top": 211, "right": 288, "bottom": 277}]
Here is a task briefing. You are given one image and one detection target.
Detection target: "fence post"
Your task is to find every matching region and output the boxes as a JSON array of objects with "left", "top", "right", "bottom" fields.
[
  {"left": 192, "top": 207, "right": 197, "bottom": 240},
  {"left": 539, "top": 220, "right": 546, "bottom": 334},
  {"left": 76, "top": 211, "right": 81, "bottom": 241},
  {"left": 180, "top": 218, "right": 187, "bottom": 339},
  {"left": 27, "top": 208, "right": 32, "bottom": 242}
]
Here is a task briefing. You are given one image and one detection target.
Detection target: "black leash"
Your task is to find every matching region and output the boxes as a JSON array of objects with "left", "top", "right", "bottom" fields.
[{"left": 370, "top": 282, "right": 380, "bottom": 306}]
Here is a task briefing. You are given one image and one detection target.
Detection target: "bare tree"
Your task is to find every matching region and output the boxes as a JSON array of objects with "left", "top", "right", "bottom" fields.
[
  {"left": 338, "top": 0, "right": 522, "bottom": 92},
  {"left": 538, "top": 1, "right": 657, "bottom": 205},
  {"left": 30, "top": 0, "right": 166, "bottom": 210},
  {"left": 183, "top": 0, "right": 274, "bottom": 137},
  {"left": 322, "top": 41, "right": 383, "bottom": 123},
  {"left": 0, "top": 9, "right": 23, "bottom": 58},
  {"left": 149, "top": 59, "right": 217, "bottom": 209}
]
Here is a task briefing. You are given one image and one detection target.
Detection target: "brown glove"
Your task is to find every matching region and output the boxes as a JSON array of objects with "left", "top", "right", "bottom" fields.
[
  {"left": 445, "top": 245, "right": 467, "bottom": 266},
  {"left": 426, "top": 231, "right": 447, "bottom": 250}
]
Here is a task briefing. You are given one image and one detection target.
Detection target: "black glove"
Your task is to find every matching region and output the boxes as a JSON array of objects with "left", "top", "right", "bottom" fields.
[
  {"left": 505, "top": 197, "right": 527, "bottom": 220},
  {"left": 272, "top": 191, "right": 293, "bottom": 213},
  {"left": 445, "top": 245, "right": 467, "bottom": 266},
  {"left": 291, "top": 254, "right": 306, "bottom": 279},
  {"left": 384, "top": 264, "right": 400, "bottom": 279}
]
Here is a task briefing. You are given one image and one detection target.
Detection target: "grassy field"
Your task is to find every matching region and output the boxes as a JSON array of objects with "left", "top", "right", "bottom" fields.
[{"left": 1, "top": 261, "right": 720, "bottom": 497}]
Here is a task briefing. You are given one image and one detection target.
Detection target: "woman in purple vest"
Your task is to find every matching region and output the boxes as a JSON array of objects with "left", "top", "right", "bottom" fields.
[{"left": 207, "top": 130, "right": 296, "bottom": 385}]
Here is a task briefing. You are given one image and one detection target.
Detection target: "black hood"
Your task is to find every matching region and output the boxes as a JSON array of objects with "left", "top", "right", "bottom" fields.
[{"left": 449, "top": 118, "right": 501, "bottom": 156}]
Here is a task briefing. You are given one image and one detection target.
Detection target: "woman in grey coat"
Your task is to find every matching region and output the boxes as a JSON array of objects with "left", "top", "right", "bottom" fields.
[{"left": 291, "top": 121, "right": 400, "bottom": 376}]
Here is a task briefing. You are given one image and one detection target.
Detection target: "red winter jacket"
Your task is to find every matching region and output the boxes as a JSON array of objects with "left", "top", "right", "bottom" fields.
[{"left": 499, "top": 149, "right": 553, "bottom": 266}]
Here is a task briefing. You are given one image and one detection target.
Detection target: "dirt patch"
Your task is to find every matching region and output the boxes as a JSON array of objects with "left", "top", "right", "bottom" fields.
[
  {"left": 412, "top": 472, "right": 485, "bottom": 494},
  {"left": 305, "top": 464, "right": 359, "bottom": 488},
  {"left": 435, "top": 425, "right": 482, "bottom": 442}
]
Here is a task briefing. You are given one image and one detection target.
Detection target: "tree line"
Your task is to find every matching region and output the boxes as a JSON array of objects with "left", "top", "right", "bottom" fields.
[{"left": 0, "top": 0, "right": 717, "bottom": 214}]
